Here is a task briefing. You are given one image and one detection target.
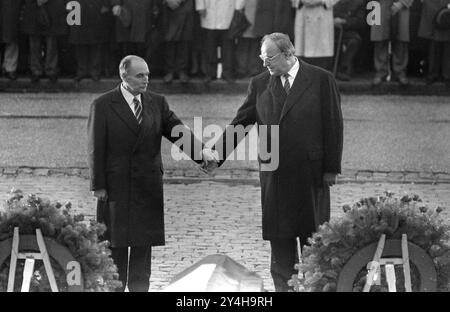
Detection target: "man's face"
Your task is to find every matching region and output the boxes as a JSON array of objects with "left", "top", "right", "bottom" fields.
[
  {"left": 122, "top": 59, "right": 150, "bottom": 94},
  {"left": 260, "top": 40, "right": 289, "bottom": 76}
]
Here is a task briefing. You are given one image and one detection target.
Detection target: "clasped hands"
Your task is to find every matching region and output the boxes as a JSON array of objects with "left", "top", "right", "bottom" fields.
[{"left": 199, "top": 148, "right": 219, "bottom": 174}]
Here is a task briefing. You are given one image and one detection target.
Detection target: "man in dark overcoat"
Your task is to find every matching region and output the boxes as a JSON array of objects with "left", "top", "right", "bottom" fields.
[
  {"left": 209, "top": 33, "right": 343, "bottom": 292},
  {"left": 253, "top": 0, "right": 295, "bottom": 40},
  {"left": 110, "top": 0, "right": 162, "bottom": 65},
  {"left": 0, "top": 0, "right": 23, "bottom": 80},
  {"left": 69, "top": 0, "right": 111, "bottom": 82},
  {"left": 161, "top": 0, "right": 194, "bottom": 83},
  {"left": 87, "top": 55, "right": 214, "bottom": 291},
  {"left": 418, "top": 0, "right": 450, "bottom": 85},
  {"left": 370, "top": 0, "right": 414, "bottom": 86},
  {"left": 21, "top": 0, "right": 68, "bottom": 82}
]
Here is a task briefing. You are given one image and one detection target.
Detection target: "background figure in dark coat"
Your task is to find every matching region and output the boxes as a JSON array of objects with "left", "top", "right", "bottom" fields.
[
  {"left": 235, "top": 0, "right": 264, "bottom": 78},
  {"left": 88, "top": 55, "right": 212, "bottom": 291},
  {"left": 418, "top": 0, "right": 450, "bottom": 85},
  {"left": 210, "top": 33, "right": 343, "bottom": 292},
  {"left": 161, "top": 0, "right": 194, "bottom": 83},
  {"left": 370, "top": 0, "right": 414, "bottom": 86},
  {"left": 333, "top": 0, "right": 367, "bottom": 81},
  {"left": 21, "top": 0, "right": 68, "bottom": 82},
  {"left": 110, "top": 0, "right": 162, "bottom": 70},
  {"left": 69, "top": 0, "right": 111, "bottom": 82},
  {"left": 0, "top": 0, "right": 23, "bottom": 80},
  {"left": 253, "top": 0, "right": 295, "bottom": 40}
]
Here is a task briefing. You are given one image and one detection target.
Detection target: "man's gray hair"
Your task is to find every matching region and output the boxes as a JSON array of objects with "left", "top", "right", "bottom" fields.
[
  {"left": 261, "top": 33, "right": 295, "bottom": 56},
  {"left": 119, "top": 55, "right": 145, "bottom": 77}
]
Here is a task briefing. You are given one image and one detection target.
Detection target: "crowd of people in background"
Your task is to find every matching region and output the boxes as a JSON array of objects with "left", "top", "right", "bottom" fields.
[{"left": 0, "top": 0, "right": 449, "bottom": 86}]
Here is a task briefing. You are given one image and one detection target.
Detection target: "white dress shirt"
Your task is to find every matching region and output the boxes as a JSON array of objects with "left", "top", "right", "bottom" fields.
[
  {"left": 281, "top": 58, "right": 300, "bottom": 87},
  {"left": 120, "top": 83, "right": 142, "bottom": 115}
]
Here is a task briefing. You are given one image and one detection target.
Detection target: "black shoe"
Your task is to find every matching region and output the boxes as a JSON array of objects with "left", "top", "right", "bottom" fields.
[
  {"left": 6, "top": 71, "right": 17, "bottom": 81},
  {"left": 425, "top": 75, "right": 439, "bottom": 85},
  {"left": 398, "top": 75, "right": 409, "bottom": 86},
  {"left": 336, "top": 72, "right": 351, "bottom": 81},
  {"left": 179, "top": 72, "right": 190, "bottom": 83},
  {"left": 203, "top": 76, "right": 212, "bottom": 84},
  {"left": 222, "top": 75, "right": 235, "bottom": 83},
  {"left": 372, "top": 76, "right": 383, "bottom": 86},
  {"left": 49, "top": 75, "right": 58, "bottom": 83},
  {"left": 31, "top": 74, "right": 40, "bottom": 83},
  {"left": 163, "top": 72, "right": 173, "bottom": 84}
]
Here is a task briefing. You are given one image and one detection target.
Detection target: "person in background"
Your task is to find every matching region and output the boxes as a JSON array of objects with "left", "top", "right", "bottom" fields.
[
  {"left": 294, "top": 0, "right": 341, "bottom": 71},
  {"left": 418, "top": 0, "right": 450, "bottom": 86},
  {"left": 110, "top": 0, "right": 162, "bottom": 66},
  {"left": 21, "top": 0, "right": 68, "bottom": 83},
  {"left": 333, "top": 0, "right": 366, "bottom": 81},
  {"left": 195, "top": 0, "right": 245, "bottom": 84},
  {"left": 69, "top": 0, "right": 111, "bottom": 82},
  {"left": 235, "top": 0, "right": 264, "bottom": 78},
  {"left": 0, "top": 0, "right": 23, "bottom": 81},
  {"left": 253, "top": 0, "right": 295, "bottom": 40},
  {"left": 161, "top": 0, "right": 195, "bottom": 83},
  {"left": 370, "top": 0, "right": 413, "bottom": 86}
]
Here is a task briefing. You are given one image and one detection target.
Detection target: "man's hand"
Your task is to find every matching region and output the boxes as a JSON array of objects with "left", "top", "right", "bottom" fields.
[
  {"left": 323, "top": 173, "right": 338, "bottom": 187},
  {"left": 112, "top": 5, "right": 121, "bottom": 16},
  {"left": 391, "top": 1, "right": 403, "bottom": 15},
  {"left": 334, "top": 17, "right": 347, "bottom": 26},
  {"left": 197, "top": 9, "right": 206, "bottom": 18},
  {"left": 199, "top": 148, "right": 219, "bottom": 174},
  {"left": 166, "top": 0, "right": 182, "bottom": 10},
  {"left": 93, "top": 189, "right": 108, "bottom": 201},
  {"left": 37, "top": 0, "right": 48, "bottom": 6}
]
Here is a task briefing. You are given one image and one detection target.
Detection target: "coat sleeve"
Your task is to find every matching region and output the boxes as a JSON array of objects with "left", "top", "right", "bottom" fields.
[
  {"left": 214, "top": 78, "right": 257, "bottom": 166},
  {"left": 161, "top": 96, "right": 204, "bottom": 164},
  {"left": 87, "top": 99, "right": 107, "bottom": 191},
  {"left": 321, "top": 72, "right": 343, "bottom": 174}
]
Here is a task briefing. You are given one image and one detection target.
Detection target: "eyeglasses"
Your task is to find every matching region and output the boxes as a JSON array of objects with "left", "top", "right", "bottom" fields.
[{"left": 259, "top": 53, "right": 281, "bottom": 64}]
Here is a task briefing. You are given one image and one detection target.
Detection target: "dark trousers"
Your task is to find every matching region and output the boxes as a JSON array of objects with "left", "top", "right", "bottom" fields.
[
  {"left": 204, "top": 29, "right": 234, "bottom": 79},
  {"left": 111, "top": 246, "right": 152, "bottom": 292},
  {"left": 337, "top": 31, "right": 362, "bottom": 76},
  {"left": 270, "top": 237, "right": 308, "bottom": 292},
  {"left": 427, "top": 40, "right": 450, "bottom": 81},
  {"left": 29, "top": 35, "right": 58, "bottom": 76},
  {"left": 164, "top": 40, "right": 189, "bottom": 75},
  {"left": 75, "top": 44, "right": 102, "bottom": 78},
  {"left": 235, "top": 37, "right": 263, "bottom": 78},
  {"left": 373, "top": 40, "right": 409, "bottom": 79}
]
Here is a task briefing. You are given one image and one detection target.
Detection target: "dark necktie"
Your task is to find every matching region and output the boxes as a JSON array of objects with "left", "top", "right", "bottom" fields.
[
  {"left": 133, "top": 97, "right": 143, "bottom": 124},
  {"left": 283, "top": 73, "right": 291, "bottom": 95}
]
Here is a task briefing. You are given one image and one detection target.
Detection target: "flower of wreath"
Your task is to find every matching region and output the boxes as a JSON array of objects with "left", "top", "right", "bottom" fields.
[
  {"left": 0, "top": 189, "right": 122, "bottom": 292},
  {"left": 289, "top": 192, "right": 450, "bottom": 292}
]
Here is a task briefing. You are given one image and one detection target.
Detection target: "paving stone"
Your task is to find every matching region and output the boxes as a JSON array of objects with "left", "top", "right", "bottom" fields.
[
  {"left": 0, "top": 176, "right": 449, "bottom": 292},
  {"left": 3, "top": 168, "right": 18, "bottom": 176}
]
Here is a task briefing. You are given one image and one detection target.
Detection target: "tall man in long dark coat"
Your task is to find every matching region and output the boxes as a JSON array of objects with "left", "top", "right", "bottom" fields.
[
  {"left": 209, "top": 33, "right": 343, "bottom": 292},
  {"left": 88, "top": 55, "right": 214, "bottom": 291},
  {"left": 21, "top": 0, "right": 68, "bottom": 82},
  {"left": 69, "top": 0, "right": 111, "bottom": 82},
  {"left": 161, "top": 0, "right": 194, "bottom": 83},
  {"left": 0, "top": 0, "right": 23, "bottom": 80}
]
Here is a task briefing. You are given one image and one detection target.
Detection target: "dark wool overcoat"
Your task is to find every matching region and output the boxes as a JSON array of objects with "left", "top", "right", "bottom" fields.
[
  {"left": 88, "top": 86, "right": 202, "bottom": 247},
  {"left": 216, "top": 61, "right": 343, "bottom": 240}
]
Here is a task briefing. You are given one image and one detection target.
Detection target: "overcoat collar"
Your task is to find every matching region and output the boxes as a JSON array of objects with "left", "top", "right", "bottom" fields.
[{"left": 268, "top": 60, "right": 313, "bottom": 123}]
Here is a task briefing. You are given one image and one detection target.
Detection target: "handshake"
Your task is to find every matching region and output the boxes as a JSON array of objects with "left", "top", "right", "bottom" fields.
[{"left": 199, "top": 148, "right": 220, "bottom": 174}]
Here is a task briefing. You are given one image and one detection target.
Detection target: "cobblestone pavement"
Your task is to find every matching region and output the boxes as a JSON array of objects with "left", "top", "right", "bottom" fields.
[{"left": 1, "top": 174, "right": 449, "bottom": 292}]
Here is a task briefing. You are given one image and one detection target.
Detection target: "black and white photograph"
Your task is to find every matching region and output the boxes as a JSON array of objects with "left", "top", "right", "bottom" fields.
[{"left": 0, "top": 0, "right": 450, "bottom": 300}]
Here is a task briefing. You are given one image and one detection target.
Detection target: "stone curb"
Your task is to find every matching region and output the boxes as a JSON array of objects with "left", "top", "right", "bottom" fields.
[{"left": 1, "top": 167, "right": 450, "bottom": 184}]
